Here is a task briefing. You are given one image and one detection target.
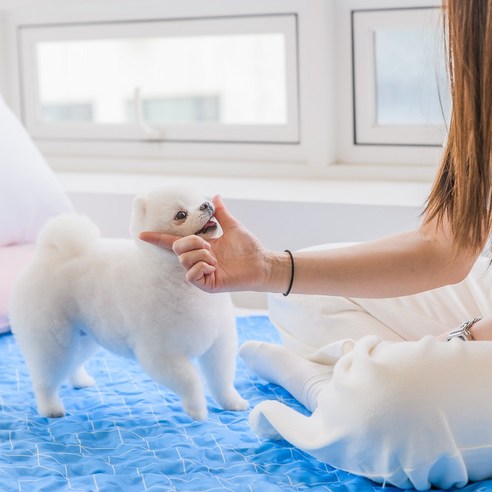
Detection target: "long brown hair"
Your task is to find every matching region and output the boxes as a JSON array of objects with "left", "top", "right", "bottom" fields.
[{"left": 423, "top": 0, "right": 492, "bottom": 253}]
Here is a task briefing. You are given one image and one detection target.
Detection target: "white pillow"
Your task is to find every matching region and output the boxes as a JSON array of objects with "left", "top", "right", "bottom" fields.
[
  {"left": 0, "top": 94, "right": 73, "bottom": 246},
  {"left": 0, "top": 244, "right": 36, "bottom": 333}
]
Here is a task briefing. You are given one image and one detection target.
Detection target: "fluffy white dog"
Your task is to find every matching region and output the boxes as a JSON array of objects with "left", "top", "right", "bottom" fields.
[{"left": 9, "top": 185, "right": 247, "bottom": 420}]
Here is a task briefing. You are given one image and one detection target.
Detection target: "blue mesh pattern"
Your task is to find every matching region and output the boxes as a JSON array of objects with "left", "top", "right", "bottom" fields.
[{"left": 0, "top": 315, "right": 490, "bottom": 491}]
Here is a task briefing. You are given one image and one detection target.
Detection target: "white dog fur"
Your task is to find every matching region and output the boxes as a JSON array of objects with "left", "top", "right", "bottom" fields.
[{"left": 9, "top": 185, "right": 247, "bottom": 420}]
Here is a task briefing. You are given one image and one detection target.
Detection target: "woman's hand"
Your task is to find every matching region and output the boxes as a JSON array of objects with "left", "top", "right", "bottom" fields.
[{"left": 139, "top": 195, "right": 289, "bottom": 294}]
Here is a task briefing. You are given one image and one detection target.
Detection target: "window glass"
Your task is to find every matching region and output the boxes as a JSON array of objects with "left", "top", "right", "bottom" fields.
[
  {"left": 36, "top": 34, "right": 287, "bottom": 126},
  {"left": 374, "top": 26, "right": 450, "bottom": 126},
  {"left": 353, "top": 7, "right": 448, "bottom": 146}
]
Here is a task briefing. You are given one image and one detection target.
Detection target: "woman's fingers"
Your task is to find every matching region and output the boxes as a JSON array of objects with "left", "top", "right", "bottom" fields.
[
  {"left": 139, "top": 232, "right": 212, "bottom": 255},
  {"left": 172, "top": 235, "right": 212, "bottom": 254},
  {"left": 140, "top": 232, "right": 216, "bottom": 279},
  {"left": 212, "top": 195, "right": 240, "bottom": 231},
  {"left": 178, "top": 248, "right": 217, "bottom": 270},
  {"left": 186, "top": 261, "right": 216, "bottom": 289},
  {"left": 139, "top": 231, "right": 180, "bottom": 250},
  {"left": 139, "top": 230, "right": 218, "bottom": 290}
]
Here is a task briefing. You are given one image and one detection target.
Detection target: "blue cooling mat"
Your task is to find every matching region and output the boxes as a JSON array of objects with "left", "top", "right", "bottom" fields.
[{"left": 1, "top": 315, "right": 491, "bottom": 492}]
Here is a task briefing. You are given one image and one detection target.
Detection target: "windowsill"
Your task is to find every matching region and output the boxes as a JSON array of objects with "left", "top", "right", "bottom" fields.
[{"left": 57, "top": 171, "right": 431, "bottom": 208}]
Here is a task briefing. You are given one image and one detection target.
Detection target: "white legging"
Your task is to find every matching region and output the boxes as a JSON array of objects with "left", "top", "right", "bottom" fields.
[
  {"left": 269, "top": 249, "right": 492, "bottom": 353},
  {"left": 242, "top": 251, "right": 492, "bottom": 490}
]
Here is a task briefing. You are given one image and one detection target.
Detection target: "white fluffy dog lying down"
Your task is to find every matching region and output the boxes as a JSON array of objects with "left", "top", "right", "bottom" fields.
[{"left": 9, "top": 185, "right": 247, "bottom": 420}]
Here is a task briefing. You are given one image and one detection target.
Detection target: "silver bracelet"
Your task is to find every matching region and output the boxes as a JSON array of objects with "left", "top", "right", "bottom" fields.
[{"left": 446, "top": 317, "right": 482, "bottom": 341}]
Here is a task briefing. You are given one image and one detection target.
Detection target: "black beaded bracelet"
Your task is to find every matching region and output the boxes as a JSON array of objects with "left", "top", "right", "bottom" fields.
[{"left": 283, "top": 249, "right": 295, "bottom": 297}]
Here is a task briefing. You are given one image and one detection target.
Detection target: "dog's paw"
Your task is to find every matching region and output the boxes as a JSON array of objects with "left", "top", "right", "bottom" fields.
[
  {"left": 37, "top": 398, "right": 66, "bottom": 419},
  {"left": 181, "top": 397, "right": 208, "bottom": 421},
  {"left": 226, "top": 399, "right": 249, "bottom": 412},
  {"left": 69, "top": 367, "right": 96, "bottom": 389},
  {"left": 217, "top": 389, "right": 248, "bottom": 411},
  {"left": 41, "top": 408, "right": 66, "bottom": 419},
  {"left": 184, "top": 404, "right": 208, "bottom": 421}
]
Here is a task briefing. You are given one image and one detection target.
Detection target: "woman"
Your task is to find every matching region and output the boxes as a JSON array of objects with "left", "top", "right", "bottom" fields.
[{"left": 141, "top": 1, "right": 492, "bottom": 489}]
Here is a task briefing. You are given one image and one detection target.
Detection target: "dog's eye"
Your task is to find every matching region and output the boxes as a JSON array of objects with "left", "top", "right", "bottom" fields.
[{"left": 174, "top": 211, "right": 188, "bottom": 221}]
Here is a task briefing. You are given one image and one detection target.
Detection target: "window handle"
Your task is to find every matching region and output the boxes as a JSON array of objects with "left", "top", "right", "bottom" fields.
[{"left": 133, "top": 87, "right": 161, "bottom": 141}]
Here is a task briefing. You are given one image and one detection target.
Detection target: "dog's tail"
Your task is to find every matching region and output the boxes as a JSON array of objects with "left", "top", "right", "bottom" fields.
[{"left": 37, "top": 214, "right": 100, "bottom": 256}]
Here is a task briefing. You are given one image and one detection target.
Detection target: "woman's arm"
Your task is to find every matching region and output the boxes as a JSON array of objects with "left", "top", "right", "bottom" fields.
[
  {"left": 436, "top": 317, "right": 492, "bottom": 341},
  {"left": 467, "top": 318, "right": 492, "bottom": 341},
  {"left": 290, "top": 220, "right": 478, "bottom": 298},
  {"left": 139, "top": 195, "right": 481, "bottom": 298}
]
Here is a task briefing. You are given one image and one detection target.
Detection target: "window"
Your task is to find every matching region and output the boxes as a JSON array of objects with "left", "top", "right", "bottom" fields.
[
  {"left": 19, "top": 15, "right": 298, "bottom": 143},
  {"left": 41, "top": 102, "right": 93, "bottom": 122},
  {"left": 5, "top": 0, "right": 445, "bottom": 177},
  {"left": 352, "top": 7, "right": 448, "bottom": 147},
  {"left": 138, "top": 96, "right": 220, "bottom": 124}
]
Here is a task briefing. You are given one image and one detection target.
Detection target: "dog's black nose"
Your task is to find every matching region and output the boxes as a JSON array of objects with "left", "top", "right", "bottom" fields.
[{"left": 200, "top": 202, "right": 213, "bottom": 212}]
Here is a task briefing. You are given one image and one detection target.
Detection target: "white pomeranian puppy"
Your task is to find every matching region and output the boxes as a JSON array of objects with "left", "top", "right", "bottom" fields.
[{"left": 9, "top": 185, "right": 247, "bottom": 420}]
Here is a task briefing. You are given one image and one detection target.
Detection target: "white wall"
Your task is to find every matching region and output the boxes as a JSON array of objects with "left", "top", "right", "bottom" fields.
[
  {"left": 60, "top": 173, "right": 429, "bottom": 308},
  {"left": 67, "top": 190, "right": 425, "bottom": 248},
  {"left": 0, "top": 0, "right": 436, "bottom": 308},
  {"left": 0, "top": 12, "right": 7, "bottom": 97}
]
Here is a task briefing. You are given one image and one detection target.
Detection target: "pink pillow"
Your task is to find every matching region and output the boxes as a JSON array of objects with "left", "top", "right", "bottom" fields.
[
  {"left": 0, "top": 244, "right": 36, "bottom": 333},
  {"left": 0, "top": 94, "right": 73, "bottom": 246}
]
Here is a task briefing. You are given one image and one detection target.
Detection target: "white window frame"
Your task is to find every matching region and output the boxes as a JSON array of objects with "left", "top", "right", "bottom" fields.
[
  {"left": 1, "top": 0, "right": 333, "bottom": 178},
  {"left": 353, "top": 7, "right": 446, "bottom": 146},
  {"left": 1, "top": 0, "right": 447, "bottom": 179},
  {"left": 19, "top": 15, "right": 300, "bottom": 144},
  {"left": 334, "top": 0, "right": 444, "bottom": 172}
]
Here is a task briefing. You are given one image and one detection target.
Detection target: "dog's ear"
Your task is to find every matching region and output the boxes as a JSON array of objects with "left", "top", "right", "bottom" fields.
[
  {"left": 130, "top": 194, "right": 147, "bottom": 238},
  {"left": 132, "top": 195, "right": 147, "bottom": 222}
]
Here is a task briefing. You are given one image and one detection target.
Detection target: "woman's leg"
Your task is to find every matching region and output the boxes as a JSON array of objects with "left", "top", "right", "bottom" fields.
[
  {"left": 248, "top": 335, "right": 492, "bottom": 490},
  {"left": 239, "top": 341, "right": 334, "bottom": 412},
  {"left": 244, "top": 254, "right": 492, "bottom": 411},
  {"left": 268, "top": 255, "right": 492, "bottom": 356}
]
